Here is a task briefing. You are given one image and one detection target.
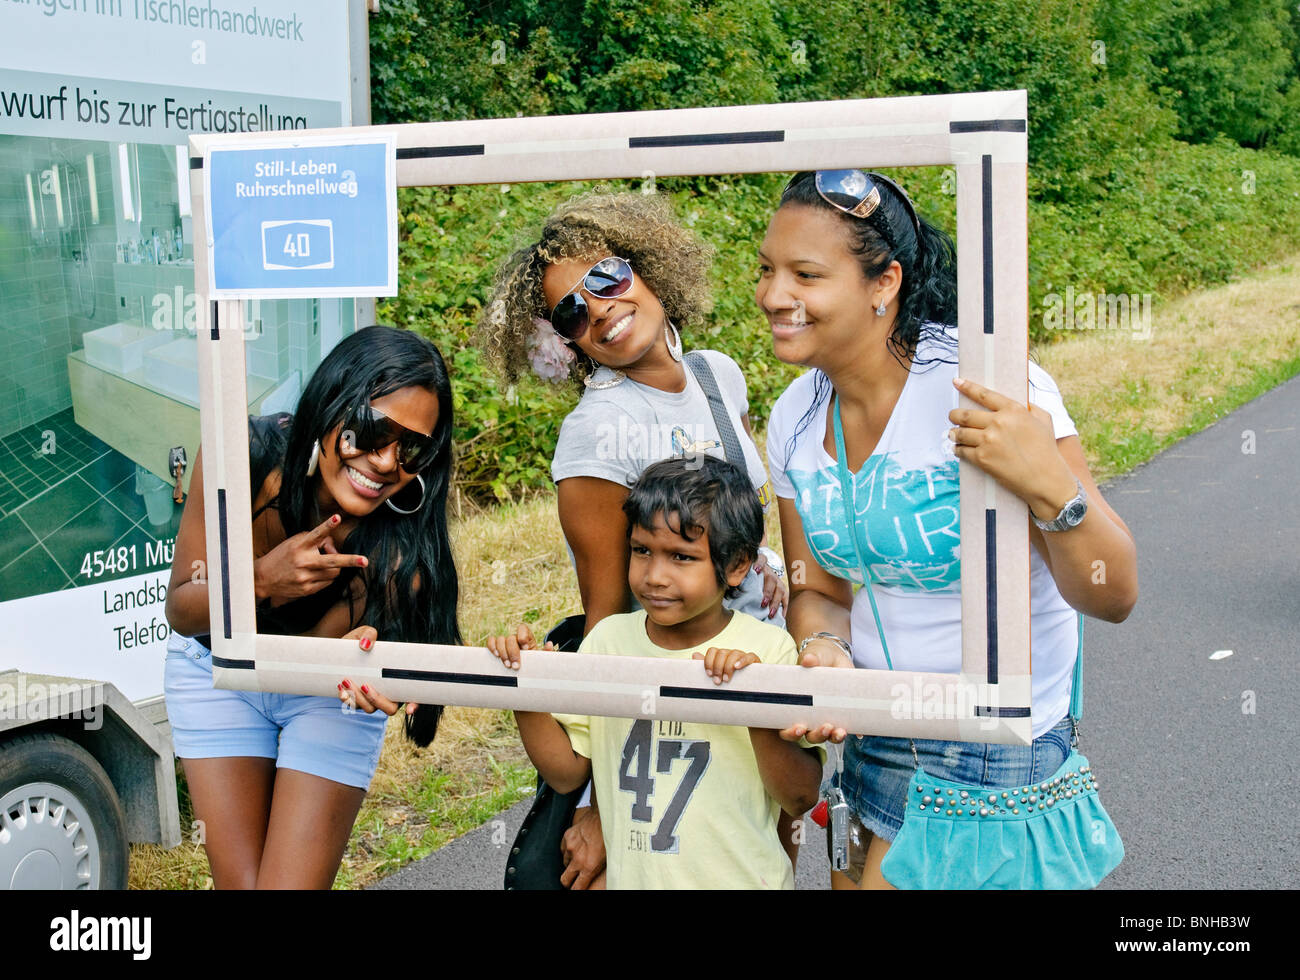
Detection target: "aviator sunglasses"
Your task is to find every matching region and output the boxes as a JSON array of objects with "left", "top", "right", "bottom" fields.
[
  {"left": 548, "top": 256, "right": 636, "bottom": 340},
  {"left": 812, "top": 169, "right": 925, "bottom": 256},
  {"left": 340, "top": 403, "right": 437, "bottom": 473}
]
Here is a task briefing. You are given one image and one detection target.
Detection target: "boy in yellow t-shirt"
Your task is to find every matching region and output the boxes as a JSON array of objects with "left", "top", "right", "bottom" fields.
[{"left": 489, "top": 457, "right": 822, "bottom": 889}]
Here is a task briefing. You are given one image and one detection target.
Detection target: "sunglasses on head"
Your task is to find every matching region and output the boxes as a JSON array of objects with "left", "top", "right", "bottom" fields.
[
  {"left": 341, "top": 403, "right": 437, "bottom": 473},
  {"left": 812, "top": 169, "right": 925, "bottom": 255},
  {"left": 548, "top": 256, "right": 636, "bottom": 340}
]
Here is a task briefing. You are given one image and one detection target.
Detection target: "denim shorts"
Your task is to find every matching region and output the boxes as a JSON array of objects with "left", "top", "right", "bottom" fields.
[
  {"left": 163, "top": 632, "right": 389, "bottom": 790},
  {"left": 840, "top": 716, "right": 1073, "bottom": 843}
]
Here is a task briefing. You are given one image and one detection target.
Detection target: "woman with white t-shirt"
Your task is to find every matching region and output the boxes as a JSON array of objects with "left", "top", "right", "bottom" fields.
[
  {"left": 478, "top": 190, "right": 789, "bottom": 888},
  {"left": 758, "top": 170, "right": 1138, "bottom": 889}
]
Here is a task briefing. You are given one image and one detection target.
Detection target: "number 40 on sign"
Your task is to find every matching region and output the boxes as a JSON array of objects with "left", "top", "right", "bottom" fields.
[{"left": 261, "top": 219, "right": 334, "bottom": 271}]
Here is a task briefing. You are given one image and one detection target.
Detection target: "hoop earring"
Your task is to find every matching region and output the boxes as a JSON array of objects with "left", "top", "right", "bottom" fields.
[
  {"left": 665, "top": 319, "right": 683, "bottom": 362},
  {"left": 875, "top": 299, "right": 888, "bottom": 317},
  {"left": 386, "top": 474, "right": 426, "bottom": 515},
  {"left": 306, "top": 439, "right": 320, "bottom": 476}
]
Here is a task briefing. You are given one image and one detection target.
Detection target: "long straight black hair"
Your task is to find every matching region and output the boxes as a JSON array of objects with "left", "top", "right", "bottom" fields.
[
  {"left": 278, "top": 325, "right": 461, "bottom": 747},
  {"left": 779, "top": 171, "right": 959, "bottom": 456}
]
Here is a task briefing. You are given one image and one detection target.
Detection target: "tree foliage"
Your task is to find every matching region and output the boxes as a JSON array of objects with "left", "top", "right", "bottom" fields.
[
  {"left": 1141, "top": 0, "right": 1298, "bottom": 148},
  {"left": 368, "top": 0, "right": 1300, "bottom": 502}
]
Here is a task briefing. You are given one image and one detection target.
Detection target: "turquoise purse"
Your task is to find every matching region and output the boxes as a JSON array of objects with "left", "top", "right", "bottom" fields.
[{"left": 830, "top": 399, "right": 1124, "bottom": 889}]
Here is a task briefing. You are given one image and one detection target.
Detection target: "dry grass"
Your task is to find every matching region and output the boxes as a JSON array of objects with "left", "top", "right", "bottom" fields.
[
  {"left": 1037, "top": 258, "right": 1300, "bottom": 482},
  {"left": 334, "top": 494, "right": 587, "bottom": 887},
  {"left": 129, "top": 255, "right": 1300, "bottom": 888}
]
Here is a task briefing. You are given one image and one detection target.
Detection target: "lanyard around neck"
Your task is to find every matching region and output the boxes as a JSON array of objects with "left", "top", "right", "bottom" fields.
[{"left": 831, "top": 395, "right": 894, "bottom": 670}]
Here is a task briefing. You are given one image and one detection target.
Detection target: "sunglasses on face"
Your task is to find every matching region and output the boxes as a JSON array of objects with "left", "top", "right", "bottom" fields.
[
  {"left": 340, "top": 404, "right": 437, "bottom": 473},
  {"left": 812, "top": 169, "right": 924, "bottom": 254},
  {"left": 548, "top": 256, "right": 636, "bottom": 340}
]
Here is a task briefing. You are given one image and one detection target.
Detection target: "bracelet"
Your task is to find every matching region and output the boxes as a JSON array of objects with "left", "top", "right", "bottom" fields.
[
  {"left": 757, "top": 545, "right": 785, "bottom": 578},
  {"left": 798, "top": 631, "right": 852, "bottom": 661}
]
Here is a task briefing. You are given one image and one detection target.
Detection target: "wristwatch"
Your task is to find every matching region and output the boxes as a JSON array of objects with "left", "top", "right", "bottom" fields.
[{"left": 1031, "top": 477, "right": 1088, "bottom": 532}]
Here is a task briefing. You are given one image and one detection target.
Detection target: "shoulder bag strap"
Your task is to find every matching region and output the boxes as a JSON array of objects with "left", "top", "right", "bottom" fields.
[
  {"left": 1071, "top": 613, "right": 1084, "bottom": 724},
  {"left": 684, "top": 351, "right": 746, "bottom": 466}
]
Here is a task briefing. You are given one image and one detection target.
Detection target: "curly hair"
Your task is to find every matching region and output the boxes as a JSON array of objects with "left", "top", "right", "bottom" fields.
[{"left": 477, "top": 190, "right": 714, "bottom": 384}]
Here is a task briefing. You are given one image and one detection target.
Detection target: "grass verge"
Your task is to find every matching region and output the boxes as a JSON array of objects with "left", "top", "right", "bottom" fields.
[
  {"left": 1036, "top": 259, "right": 1300, "bottom": 483},
  {"left": 129, "top": 253, "right": 1300, "bottom": 888}
]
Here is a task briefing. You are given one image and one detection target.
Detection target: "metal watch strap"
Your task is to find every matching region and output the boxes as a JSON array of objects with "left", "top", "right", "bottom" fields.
[{"left": 1032, "top": 477, "right": 1087, "bottom": 532}]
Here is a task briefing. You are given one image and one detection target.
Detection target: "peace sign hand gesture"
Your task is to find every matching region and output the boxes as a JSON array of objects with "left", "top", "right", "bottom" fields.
[{"left": 253, "top": 513, "right": 369, "bottom": 605}]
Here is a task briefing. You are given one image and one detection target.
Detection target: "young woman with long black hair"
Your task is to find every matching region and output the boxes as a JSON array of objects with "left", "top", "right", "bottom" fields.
[{"left": 164, "top": 325, "right": 460, "bottom": 889}]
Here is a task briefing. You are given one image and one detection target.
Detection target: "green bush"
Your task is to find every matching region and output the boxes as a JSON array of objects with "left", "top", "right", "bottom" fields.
[
  {"left": 1028, "top": 140, "right": 1300, "bottom": 313},
  {"left": 369, "top": 0, "right": 1300, "bottom": 503},
  {"left": 1141, "top": 0, "right": 1298, "bottom": 149}
]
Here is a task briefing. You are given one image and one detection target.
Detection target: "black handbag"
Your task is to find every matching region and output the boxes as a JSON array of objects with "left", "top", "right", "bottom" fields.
[{"left": 502, "top": 615, "right": 590, "bottom": 890}]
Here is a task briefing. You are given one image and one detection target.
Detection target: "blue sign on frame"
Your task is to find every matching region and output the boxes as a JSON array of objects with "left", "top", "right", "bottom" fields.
[{"left": 205, "top": 135, "right": 396, "bottom": 298}]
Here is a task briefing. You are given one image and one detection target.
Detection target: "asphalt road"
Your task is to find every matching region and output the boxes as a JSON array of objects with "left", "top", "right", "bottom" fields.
[{"left": 372, "top": 375, "right": 1300, "bottom": 891}]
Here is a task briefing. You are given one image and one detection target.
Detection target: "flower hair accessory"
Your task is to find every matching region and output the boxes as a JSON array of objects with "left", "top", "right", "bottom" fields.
[{"left": 527, "top": 317, "right": 576, "bottom": 382}]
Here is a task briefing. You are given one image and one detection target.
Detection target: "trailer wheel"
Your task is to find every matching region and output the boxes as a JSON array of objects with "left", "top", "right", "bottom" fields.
[{"left": 0, "top": 732, "right": 129, "bottom": 889}]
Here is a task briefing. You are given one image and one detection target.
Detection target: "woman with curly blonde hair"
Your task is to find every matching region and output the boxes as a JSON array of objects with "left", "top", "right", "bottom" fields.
[
  {"left": 482, "top": 191, "right": 713, "bottom": 387},
  {"left": 478, "top": 190, "right": 791, "bottom": 888}
]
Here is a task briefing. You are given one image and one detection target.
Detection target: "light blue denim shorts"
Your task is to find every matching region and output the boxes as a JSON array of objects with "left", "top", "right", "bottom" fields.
[
  {"left": 164, "top": 632, "right": 389, "bottom": 790},
  {"left": 840, "top": 716, "right": 1073, "bottom": 843}
]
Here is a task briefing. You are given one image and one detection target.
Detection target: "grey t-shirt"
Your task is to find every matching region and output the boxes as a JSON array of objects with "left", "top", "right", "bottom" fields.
[{"left": 551, "top": 350, "right": 780, "bottom": 625}]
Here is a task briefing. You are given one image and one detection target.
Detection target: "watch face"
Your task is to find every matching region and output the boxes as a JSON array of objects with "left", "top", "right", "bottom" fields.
[{"left": 1064, "top": 499, "right": 1087, "bottom": 526}]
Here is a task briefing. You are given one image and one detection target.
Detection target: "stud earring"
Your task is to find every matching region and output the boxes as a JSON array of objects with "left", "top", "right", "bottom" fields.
[
  {"left": 306, "top": 439, "right": 320, "bottom": 477},
  {"left": 875, "top": 299, "right": 888, "bottom": 317}
]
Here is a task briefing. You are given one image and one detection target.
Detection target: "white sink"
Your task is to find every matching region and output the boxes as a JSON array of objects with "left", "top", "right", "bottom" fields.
[
  {"left": 142, "top": 338, "right": 251, "bottom": 407},
  {"left": 82, "top": 323, "right": 170, "bottom": 375},
  {"left": 142, "top": 338, "right": 200, "bottom": 407}
]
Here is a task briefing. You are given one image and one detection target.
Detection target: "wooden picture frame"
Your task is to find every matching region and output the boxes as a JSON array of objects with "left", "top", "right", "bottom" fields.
[{"left": 188, "top": 90, "right": 1033, "bottom": 743}]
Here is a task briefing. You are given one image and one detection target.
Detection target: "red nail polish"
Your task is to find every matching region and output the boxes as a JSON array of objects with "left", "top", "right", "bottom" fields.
[
  {"left": 342, "top": 679, "right": 350, "bottom": 690},
  {"left": 361, "top": 637, "right": 372, "bottom": 650},
  {"left": 361, "top": 685, "right": 370, "bottom": 694}
]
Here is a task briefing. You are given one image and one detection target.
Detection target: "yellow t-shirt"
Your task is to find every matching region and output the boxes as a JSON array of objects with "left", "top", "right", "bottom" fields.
[{"left": 553, "top": 610, "right": 802, "bottom": 890}]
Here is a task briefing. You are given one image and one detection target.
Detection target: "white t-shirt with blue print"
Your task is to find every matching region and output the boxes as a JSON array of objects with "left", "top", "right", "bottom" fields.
[{"left": 766, "top": 333, "right": 1081, "bottom": 738}]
